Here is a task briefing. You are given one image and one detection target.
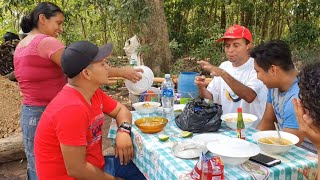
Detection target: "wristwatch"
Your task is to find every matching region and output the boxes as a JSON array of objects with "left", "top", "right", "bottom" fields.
[{"left": 119, "top": 122, "right": 132, "bottom": 132}]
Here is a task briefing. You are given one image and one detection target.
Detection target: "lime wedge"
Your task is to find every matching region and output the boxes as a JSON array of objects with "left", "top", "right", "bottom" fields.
[
  {"left": 181, "top": 131, "right": 193, "bottom": 138},
  {"left": 158, "top": 134, "right": 169, "bottom": 142}
]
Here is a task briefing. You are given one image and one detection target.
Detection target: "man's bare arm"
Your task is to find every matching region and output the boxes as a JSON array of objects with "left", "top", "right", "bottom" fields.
[
  {"left": 195, "top": 76, "right": 213, "bottom": 100},
  {"left": 257, "top": 103, "right": 277, "bottom": 130},
  {"left": 108, "top": 66, "right": 142, "bottom": 83},
  {"left": 199, "top": 87, "right": 214, "bottom": 100},
  {"left": 220, "top": 70, "right": 257, "bottom": 103},
  {"left": 61, "top": 144, "right": 118, "bottom": 180},
  {"left": 197, "top": 60, "right": 257, "bottom": 103}
]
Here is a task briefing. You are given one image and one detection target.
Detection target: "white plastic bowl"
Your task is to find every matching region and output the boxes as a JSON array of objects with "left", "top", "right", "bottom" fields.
[
  {"left": 207, "top": 138, "right": 260, "bottom": 165},
  {"left": 125, "top": 66, "right": 154, "bottom": 95},
  {"left": 192, "top": 133, "right": 231, "bottom": 145},
  {"left": 252, "top": 130, "right": 299, "bottom": 154},
  {"left": 132, "top": 101, "right": 160, "bottom": 114},
  {"left": 221, "top": 113, "right": 258, "bottom": 129}
]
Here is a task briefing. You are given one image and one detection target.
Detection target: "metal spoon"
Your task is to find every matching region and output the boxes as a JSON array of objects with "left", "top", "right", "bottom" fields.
[{"left": 274, "top": 122, "right": 282, "bottom": 144}]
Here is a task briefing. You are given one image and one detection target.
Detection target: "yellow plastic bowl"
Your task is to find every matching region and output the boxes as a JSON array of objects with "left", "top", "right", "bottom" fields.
[{"left": 134, "top": 116, "right": 168, "bottom": 134}]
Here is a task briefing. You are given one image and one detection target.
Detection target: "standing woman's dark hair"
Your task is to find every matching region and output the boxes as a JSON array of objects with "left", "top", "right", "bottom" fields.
[{"left": 20, "top": 2, "right": 63, "bottom": 33}]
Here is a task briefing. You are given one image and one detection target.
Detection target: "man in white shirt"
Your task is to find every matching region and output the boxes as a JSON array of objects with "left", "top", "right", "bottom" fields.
[{"left": 195, "top": 24, "right": 267, "bottom": 126}]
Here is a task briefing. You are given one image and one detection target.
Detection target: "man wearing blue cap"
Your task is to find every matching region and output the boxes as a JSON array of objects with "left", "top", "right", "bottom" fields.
[{"left": 34, "top": 41, "right": 145, "bottom": 180}]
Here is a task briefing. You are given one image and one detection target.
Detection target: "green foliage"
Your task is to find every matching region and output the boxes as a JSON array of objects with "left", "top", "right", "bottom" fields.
[
  {"left": 111, "top": 79, "right": 125, "bottom": 89},
  {"left": 170, "top": 59, "right": 186, "bottom": 75},
  {"left": 291, "top": 45, "right": 320, "bottom": 64},
  {"left": 136, "top": 44, "right": 152, "bottom": 55},
  {"left": 169, "top": 39, "right": 183, "bottom": 58},
  {"left": 101, "top": 81, "right": 123, "bottom": 91},
  {"left": 284, "top": 19, "right": 320, "bottom": 64},
  {"left": 164, "top": 0, "right": 320, "bottom": 67},
  {"left": 0, "top": 0, "right": 319, "bottom": 72},
  {"left": 286, "top": 21, "right": 320, "bottom": 46},
  {"left": 190, "top": 38, "right": 224, "bottom": 66},
  {"left": 164, "top": 0, "right": 226, "bottom": 65},
  {"left": 120, "top": 0, "right": 150, "bottom": 24},
  {"left": 0, "top": 0, "right": 150, "bottom": 54},
  {"left": 108, "top": 56, "right": 128, "bottom": 67},
  {"left": 164, "top": 0, "right": 216, "bottom": 59},
  {"left": 0, "top": 0, "right": 34, "bottom": 40}
]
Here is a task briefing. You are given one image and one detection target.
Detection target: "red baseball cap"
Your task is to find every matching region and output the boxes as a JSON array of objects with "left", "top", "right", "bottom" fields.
[{"left": 216, "top": 24, "right": 252, "bottom": 43}]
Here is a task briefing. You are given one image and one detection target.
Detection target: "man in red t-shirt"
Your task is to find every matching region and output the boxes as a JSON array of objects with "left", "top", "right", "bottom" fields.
[{"left": 34, "top": 41, "right": 145, "bottom": 180}]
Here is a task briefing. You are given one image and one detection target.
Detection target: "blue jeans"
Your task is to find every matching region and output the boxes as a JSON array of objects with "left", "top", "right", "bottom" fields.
[
  {"left": 21, "top": 105, "right": 46, "bottom": 180},
  {"left": 104, "top": 156, "right": 146, "bottom": 180}
]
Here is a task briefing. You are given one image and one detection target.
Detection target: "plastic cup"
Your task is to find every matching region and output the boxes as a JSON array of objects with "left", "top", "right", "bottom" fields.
[{"left": 180, "top": 98, "right": 191, "bottom": 104}]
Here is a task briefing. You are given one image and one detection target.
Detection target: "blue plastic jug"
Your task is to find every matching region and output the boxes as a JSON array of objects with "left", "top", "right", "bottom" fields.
[{"left": 178, "top": 72, "right": 199, "bottom": 99}]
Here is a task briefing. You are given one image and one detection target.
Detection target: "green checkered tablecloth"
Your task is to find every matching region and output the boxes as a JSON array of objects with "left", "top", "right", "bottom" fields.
[{"left": 108, "top": 112, "right": 318, "bottom": 180}]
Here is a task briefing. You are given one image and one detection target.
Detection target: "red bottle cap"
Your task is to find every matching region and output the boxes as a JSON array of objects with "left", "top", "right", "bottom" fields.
[{"left": 237, "top": 107, "right": 242, "bottom": 113}]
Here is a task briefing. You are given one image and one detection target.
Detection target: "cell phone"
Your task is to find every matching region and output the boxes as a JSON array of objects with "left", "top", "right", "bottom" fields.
[{"left": 249, "top": 153, "right": 281, "bottom": 167}]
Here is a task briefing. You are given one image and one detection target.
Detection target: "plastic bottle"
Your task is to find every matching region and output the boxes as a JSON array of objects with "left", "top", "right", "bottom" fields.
[
  {"left": 161, "top": 74, "right": 175, "bottom": 118},
  {"left": 236, "top": 107, "right": 246, "bottom": 140},
  {"left": 130, "top": 54, "right": 138, "bottom": 67}
]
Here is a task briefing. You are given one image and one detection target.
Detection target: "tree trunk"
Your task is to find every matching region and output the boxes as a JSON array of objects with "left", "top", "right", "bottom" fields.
[
  {"left": 141, "top": 0, "right": 172, "bottom": 76},
  {"left": 213, "top": 0, "right": 218, "bottom": 25},
  {"left": 244, "top": 10, "right": 253, "bottom": 28},
  {"left": 179, "top": 10, "right": 190, "bottom": 38},
  {"left": 260, "top": 5, "right": 270, "bottom": 42},
  {"left": 80, "top": 17, "right": 87, "bottom": 39},
  {"left": 220, "top": 1, "right": 226, "bottom": 29},
  {"left": 240, "top": 10, "right": 245, "bottom": 25},
  {"left": 0, "top": 133, "right": 25, "bottom": 163},
  {"left": 208, "top": 0, "right": 215, "bottom": 26},
  {"left": 277, "top": 0, "right": 290, "bottom": 39}
]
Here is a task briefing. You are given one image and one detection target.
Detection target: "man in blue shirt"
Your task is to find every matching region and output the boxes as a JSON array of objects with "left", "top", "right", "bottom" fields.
[{"left": 250, "top": 40, "right": 310, "bottom": 150}]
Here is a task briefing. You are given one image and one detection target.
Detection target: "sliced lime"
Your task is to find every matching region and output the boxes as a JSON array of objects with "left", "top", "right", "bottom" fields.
[
  {"left": 158, "top": 134, "right": 169, "bottom": 142},
  {"left": 181, "top": 131, "right": 193, "bottom": 138}
]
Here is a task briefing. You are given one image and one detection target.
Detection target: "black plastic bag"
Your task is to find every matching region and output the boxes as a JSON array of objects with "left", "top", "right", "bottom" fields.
[{"left": 175, "top": 98, "right": 223, "bottom": 133}]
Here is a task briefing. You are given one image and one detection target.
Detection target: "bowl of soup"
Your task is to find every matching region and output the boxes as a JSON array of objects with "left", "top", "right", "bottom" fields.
[
  {"left": 134, "top": 116, "right": 168, "bottom": 134},
  {"left": 252, "top": 130, "right": 300, "bottom": 154},
  {"left": 221, "top": 113, "right": 258, "bottom": 129},
  {"left": 132, "top": 101, "right": 160, "bottom": 114}
]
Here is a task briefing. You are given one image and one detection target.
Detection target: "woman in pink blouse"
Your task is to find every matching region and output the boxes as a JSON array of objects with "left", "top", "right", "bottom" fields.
[
  {"left": 14, "top": 2, "right": 142, "bottom": 180},
  {"left": 14, "top": 3, "right": 65, "bottom": 179}
]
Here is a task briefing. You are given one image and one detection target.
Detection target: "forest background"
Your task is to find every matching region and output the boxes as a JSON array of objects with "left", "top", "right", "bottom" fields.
[{"left": 1, "top": 0, "right": 319, "bottom": 77}]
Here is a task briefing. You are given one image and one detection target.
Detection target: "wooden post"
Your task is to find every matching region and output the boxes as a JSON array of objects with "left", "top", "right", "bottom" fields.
[
  {"left": 106, "top": 77, "right": 212, "bottom": 86},
  {"left": 0, "top": 133, "right": 25, "bottom": 163}
]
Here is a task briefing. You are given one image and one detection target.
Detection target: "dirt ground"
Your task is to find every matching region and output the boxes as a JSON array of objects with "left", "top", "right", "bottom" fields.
[
  {"left": 0, "top": 78, "right": 131, "bottom": 179},
  {"left": 0, "top": 77, "right": 22, "bottom": 138}
]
